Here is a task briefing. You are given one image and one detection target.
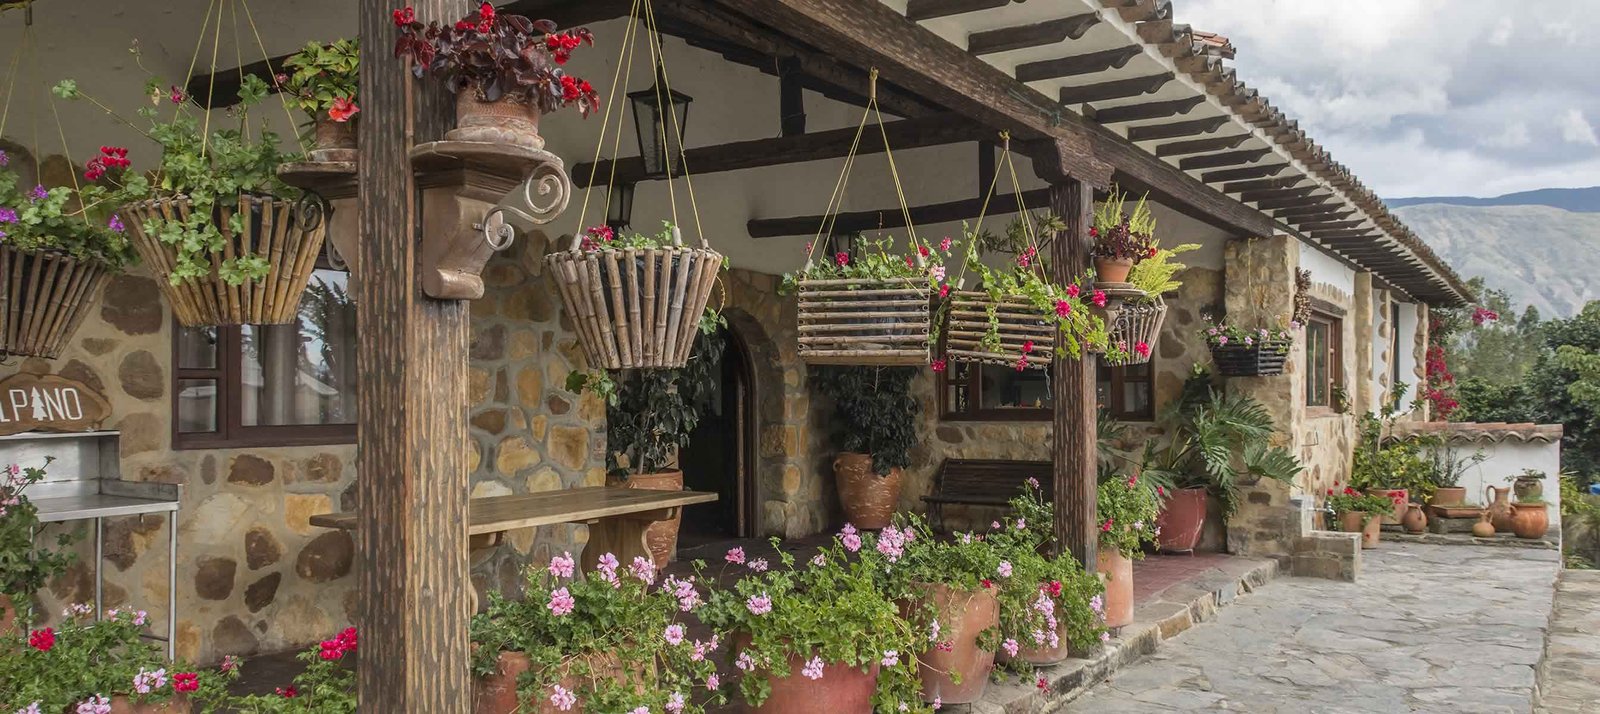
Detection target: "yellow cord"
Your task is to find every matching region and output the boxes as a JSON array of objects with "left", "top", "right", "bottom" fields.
[
  {"left": 642, "top": 0, "right": 708, "bottom": 247},
  {"left": 239, "top": 0, "right": 314, "bottom": 152},
  {"left": 575, "top": 0, "right": 642, "bottom": 234}
]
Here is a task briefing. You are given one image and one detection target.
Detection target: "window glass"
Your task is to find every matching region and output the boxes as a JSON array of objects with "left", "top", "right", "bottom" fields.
[
  {"left": 239, "top": 270, "right": 357, "bottom": 427},
  {"left": 176, "top": 379, "right": 219, "bottom": 433},
  {"left": 977, "top": 365, "right": 1051, "bottom": 411},
  {"left": 1306, "top": 318, "right": 1332, "bottom": 406}
]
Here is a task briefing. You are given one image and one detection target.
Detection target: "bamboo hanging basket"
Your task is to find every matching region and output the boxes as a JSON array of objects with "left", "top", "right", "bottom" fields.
[
  {"left": 0, "top": 246, "right": 112, "bottom": 360},
  {"left": 545, "top": 239, "right": 723, "bottom": 370},
  {"left": 1099, "top": 295, "right": 1168, "bottom": 367},
  {"left": 797, "top": 278, "right": 932, "bottom": 366},
  {"left": 120, "top": 193, "right": 327, "bottom": 327},
  {"left": 943, "top": 290, "right": 1054, "bottom": 369}
]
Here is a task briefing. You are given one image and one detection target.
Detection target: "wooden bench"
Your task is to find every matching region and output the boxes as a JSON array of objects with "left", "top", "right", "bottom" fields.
[
  {"left": 921, "top": 459, "right": 1052, "bottom": 531},
  {"left": 310, "top": 486, "right": 718, "bottom": 574}
]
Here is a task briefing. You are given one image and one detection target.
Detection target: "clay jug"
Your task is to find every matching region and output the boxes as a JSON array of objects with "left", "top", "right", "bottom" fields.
[
  {"left": 1402, "top": 504, "right": 1427, "bottom": 534},
  {"left": 1485, "top": 486, "right": 1514, "bottom": 532},
  {"left": 1471, "top": 513, "right": 1496, "bottom": 538}
]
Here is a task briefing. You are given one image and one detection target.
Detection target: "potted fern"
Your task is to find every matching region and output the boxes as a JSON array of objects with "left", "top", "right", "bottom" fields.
[{"left": 1088, "top": 189, "right": 1156, "bottom": 285}]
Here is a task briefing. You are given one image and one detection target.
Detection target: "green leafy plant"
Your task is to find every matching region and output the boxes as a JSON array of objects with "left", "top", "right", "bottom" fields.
[
  {"left": 1199, "top": 313, "right": 1295, "bottom": 351},
  {"left": 0, "top": 461, "right": 80, "bottom": 628},
  {"left": 698, "top": 534, "right": 926, "bottom": 712},
  {"left": 779, "top": 233, "right": 952, "bottom": 295},
  {"left": 55, "top": 66, "right": 296, "bottom": 286},
  {"left": 0, "top": 608, "right": 231, "bottom": 712},
  {"left": 1425, "top": 441, "right": 1486, "bottom": 490},
  {"left": 276, "top": 39, "right": 360, "bottom": 124},
  {"left": 1089, "top": 189, "right": 1156, "bottom": 263},
  {"left": 0, "top": 149, "right": 139, "bottom": 270},
  {"left": 811, "top": 366, "right": 919, "bottom": 476},
  {"left": 987, "top": 480, "right": 1106, "bottom": 671},
  {"left": 1096, "top": 474, "right": 1161, "bottom": 558},
  {"left": 1139, "top": 366, "right": 1304, "bottom": 518},
  {"left": 470, "top": 551, "right": 723, "bottom": 713},
  {"left": 220, "top": 629, "right": 354, "bottom": 712},
  {"left": 1324, "top": 486, "right": 1392, "bottom": 518},
  {"left": 1125, "top": 242, "right": 1198, "bottom": 299},
  {"left": 569, "top": 329, "right": 725, "bottom": 477},
  {"left": 1349, "top": 412, "right": 1436, "bottom": 502}
]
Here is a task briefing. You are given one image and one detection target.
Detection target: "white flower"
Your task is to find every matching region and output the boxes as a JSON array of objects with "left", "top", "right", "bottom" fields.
[{"left": 801, "top": 655, "right": 825, "bottom": 680}]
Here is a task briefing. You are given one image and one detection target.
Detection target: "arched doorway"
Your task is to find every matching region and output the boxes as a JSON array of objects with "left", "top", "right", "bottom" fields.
[{"left": 679, "top": 325, "right": 757, "bottom": 545}]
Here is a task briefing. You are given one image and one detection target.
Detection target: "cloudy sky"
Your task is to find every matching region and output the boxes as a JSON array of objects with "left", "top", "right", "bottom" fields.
[{"left": 1179, "top": 0, "right": 1600, "bottom": 199}]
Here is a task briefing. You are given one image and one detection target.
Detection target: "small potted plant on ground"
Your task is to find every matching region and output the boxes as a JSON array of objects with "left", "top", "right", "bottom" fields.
[
  {"left": 989, "top": 480, "right": 1106, "bottom": 669},
  {"left": 699, "top": 534, "right": 924, "bottom": 713},
  {"left": 219, "top": 629, "right": 355, "bottom": 712},
  {"left": 1199, "top": 314, "right": 1296, "bottom": 377},
  {"left": 1, "top": 462, "right": 79, "bottom": 633},
  {"left": 1350, "top": 412, "right": 1436, "bottom": 524},
  {"left": 470, "top": 552, "right": 723, "bottom": 714},
  {"left": 1096, "top": 473, "right": 1161, "bottom": 629},
  {"left": 1326, "top": 485, "right": 1390, "bottom": 548},
  {"left": 811, "top": 365, "right": 918, "bottom": 530},
  {"left": 276, "top": 38, "right": 361, "bottom": 162},
  {"left": 393, "top": 3, "right": 599, "bottom": 149},
  {"left": 888, "top": 512, "right": 1004, "bottom": 705},
  {"left": 1088, "top": 189, "right": 1156, "bottom": 285}
]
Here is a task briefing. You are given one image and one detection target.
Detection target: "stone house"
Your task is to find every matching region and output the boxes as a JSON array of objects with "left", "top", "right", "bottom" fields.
[{"left": 0, "top": 0, "right": 1469, "bottom": 665}]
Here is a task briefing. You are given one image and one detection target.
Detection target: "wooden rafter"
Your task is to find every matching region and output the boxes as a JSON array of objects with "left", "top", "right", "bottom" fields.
[
  {"left": 1201, "top": 163, "right": 1288, "bottom": 183},
  {"left": 1313, "top": 230, "right": 1382, "bottom": 241},
  {"left": 1237, "top": 185, "right": 1320, "bottom": 203},
  {"left": 969, "top": 13, "right": 1101, "bottom": 55},
  {"left": 1058, "top": 73, "right": 1173, "bottom": 105},
  {"left": 1279, "top": 207, "right": 1355, "bottom": 221},
  {"left": 1093, "top": 96, "right": 1206, "bottom": 124},
  {"left": 1125, "top": 115, "right": 1230, "bottom": 142},
  {"left": 1016, "top": 46, "right": 1144, "bottom": 83},
  {"left": 1177, "top": 148, "right": 1272, "bottom": 171},
  {"left": 1219, "top": 177, "right": 1305, "bottom": 194},
  {"left": 1299, "top": 220, "right": 1366, "bottom": 232},
  {"left": 1154, "top": 133, "right": 1249, "bottom": 157},
  {"left": 1252, "top": 194, "right": 1332, "bottom": 211},
  {"left": 747, "top": 189, "right": 1051, "bottom": 238},
  {"left": 906, "top": 0, "right": 1011, "bottom": 22}
]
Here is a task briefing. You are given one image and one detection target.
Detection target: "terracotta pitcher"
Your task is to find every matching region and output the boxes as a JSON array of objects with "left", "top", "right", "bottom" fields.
[{"left": 1485, "top": 486, "right": 1514, "bottom": 533}]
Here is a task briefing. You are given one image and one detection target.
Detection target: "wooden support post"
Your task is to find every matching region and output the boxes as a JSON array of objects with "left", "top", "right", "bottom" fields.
[
  {"left": 1049, "top": 180, "right": 1098, "bottom": 571},
  {"left": 356, "top": 0, "right": 471, "bottom": 709}
]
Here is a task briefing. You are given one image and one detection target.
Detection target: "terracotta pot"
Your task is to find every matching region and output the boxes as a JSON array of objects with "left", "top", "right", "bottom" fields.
[
  {"left": 607, "top": 471, "right": 683, "bottom": 568},
  {"left": 1339, "top": 511, "right": 1380, "bottom": 549},
  {"left": 1485, "top": 486, "right": 1515, "bottom": 532},
  {"left": 751, "top": 651, "right": 881, "bottom": 713},
  {"left": 912, "top": 582, "right": 999, "bottom": 704},
  {"left": 1472, "top": 513, "right": 1497, "bottom": 538},
  {"left": 1511, "top": 502, "right": 1549, "bottom": 540},
  {"left": 833, "top": 453, "right": 903, "bottom": 530},
  {"left": 1096, "top": 549, "right": 1134, "bottom": 629},
  {"left": 473, "top": 650, "right": 634, "bottom": 714},
  {"left": 1155, "top": 487, "right": 1208, "bottom": 553},
  {"left": 449, "top": 92, "right": 545, "bottom": 149},
  {"left": 1402, "top": 504, "right": 1427, "bottom": 534},
  {"left": 1366, "top": 488, "right": 1408, "bottom": 525},
  {"left": 109, "top": 695, "right": 190, "bottom": 714},
  {"left": 1002, "top": 622, "right": 1074, "bottom": 666},
  {"left": 1432, "top": 487, "right": 1467, "bottom": 507},
  {"left": 309, "top": 116, "right": 358, "bottom": 162},
  {"left": 1093, "top": 257, "right": 1134, "bottom": 284},
  {"left": 1514, "top": 476, "right": 1545, "bottom": 503},
  {"left": 0, "top": 593, "right": 15, "bottom": 636}
]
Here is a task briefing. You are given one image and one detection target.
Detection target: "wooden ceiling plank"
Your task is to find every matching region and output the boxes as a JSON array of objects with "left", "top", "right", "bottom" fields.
[
  {"left": 1253, "top": 194, "right": 1333, "bottom": 211},
  {"left": 1126, "top": 115, "right": 1232, "bottom": 142},
  {"left": 1154, "top": 134, "right": 1250, "bottom": 158},
  {"left": 1238, "top": 185, "right": 1320, "bottom": 203},
  {"left": 1202, "top": 163, "right": 1289, "bottom": 183},
  {"left": 1177, "top": 148, "right": 1272, "bottom": 171},
  {"left": 1220, "top": 177, "right": 1305, "bottom": 194}
]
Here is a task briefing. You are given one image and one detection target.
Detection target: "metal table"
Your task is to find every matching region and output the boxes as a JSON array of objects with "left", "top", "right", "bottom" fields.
[{"left": 1, "top": 431, "right": 180, "bottom": 658}]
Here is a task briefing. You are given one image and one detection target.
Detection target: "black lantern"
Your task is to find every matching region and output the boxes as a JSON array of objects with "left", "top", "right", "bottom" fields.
[
  {"left": 628, "top": 63, "right": 692, "bottom": 179},
  {"left": 606, "top": 182, "right": 635, "bottom": 232}
]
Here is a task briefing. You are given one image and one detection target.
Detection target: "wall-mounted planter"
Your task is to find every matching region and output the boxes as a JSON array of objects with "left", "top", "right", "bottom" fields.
[
  {"left": 0, "top": 246, "right": 111, "bottom": 359},
  {"left": 409, "top": 140, "right": 571, "bottom": 301},
  {"left": 1210, "top": 338, "right": 1292, "bottom": 377},
  {"left": 1087, "top": 285, "right": 1166, "bottom": 367}
]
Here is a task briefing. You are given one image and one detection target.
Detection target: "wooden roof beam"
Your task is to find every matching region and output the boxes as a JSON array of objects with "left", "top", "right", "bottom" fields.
[
  {"left": 1253, "top": 194, "right": 1333, "bottom": 211},
  {"left": 1237, "top": 185, "right": 1321, "bottom": 203},
  {"left": 1017, "top": 46, "right": 1145, "bottom": 82},
  {"left": 1154, "top": 134, "right": 1250, "bottom": 157},
  {"left": 749, "top": 189, "right": 1051, "bottom": 238},
  {"left": 1178, "top": 148, "right": 1273, "bottom": 171},
  {"left": 1202, "top": 164, "right": 1289, "bottom": 183},
  {"left": 1299, "top": 220, "right": 1367, "bottom": 232},
  {"left": 1313, "top": 230, "right": 1383, "bottom": 241},
  {"left": 1058, "top": 73, "right": 1174, "bottom": 105},
  {"left": 969, "top": 13, "right": 1101, "bottom": 55},
  {"left": 1220, "top": 177, "right": 1306, "bottom": 194},
  {"left": 906, "top": 0, "right": 1011, "bottom": 22},
  {"left": 1093, "top": 96, "right": 1207, "bottom": 124},
  {"left": 1126, "top": 115, "right": 1231, "bottom": 142},
  {"left": 1280, "top": 207, "right": 1355, "bottom": 221}
]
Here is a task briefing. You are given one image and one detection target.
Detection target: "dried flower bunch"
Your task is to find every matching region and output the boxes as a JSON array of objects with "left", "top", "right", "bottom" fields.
[{"left": 392, "top": 3, "right": 600, "bottom": 115}]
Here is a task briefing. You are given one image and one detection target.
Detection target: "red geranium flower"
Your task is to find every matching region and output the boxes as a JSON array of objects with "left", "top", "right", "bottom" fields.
[
  {"left": 835, "top": 252, "right": 850, "bottom": 267},
  {"left": 328, "top": 97, "right": 360, "bottom": 122},
  {"left": 1101, "top": 518, "right": 1114, "bottom": 532},
  {"left": 918, "top": 245, "right": 930, "bottom": 257},
  {"left": 1066, "top": 284, "right": 1081, "bottom": 298},
  {"left": 1092, "top": 290, "right": 1108, "bottom": 308},
  {"left": 939, "top": 284, "right": 951, "bottom": 298},
  {"left": 277, "top": 686, "right": 299, "bottom": 698},
  {"left": 391, "top": 6, "right": 415, "bottom": 26},
  {"left": 1056, "top": 299, "right": 1072, "bottom": 317},
  {"left": 1135, "top": 341, "right": 1151, "bottom": 358},
  {"left": 980, "top": 578, "right": 993, "bottom": 589},
  {"left": 173, "top": 673, "right": 200, "bottom": 693},
  {"left": 930, "top": 359, "right": 946, "bottom": 373},
  {"left": 1046, "top": 580, "right": 1063, "bottom": 597},
  {"left": 28, "top": 627, "right": 54, "bottom": 651}
]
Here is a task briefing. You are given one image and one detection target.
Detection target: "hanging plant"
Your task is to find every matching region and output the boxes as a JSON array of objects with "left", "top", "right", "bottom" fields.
[
  {"left": 392, "top": 4, "right": 600, "bottom": 114},
  {"left": 276, "top": 38, "right": 361, "bottom": 161},
  {"left": 785, "top": 234, "right": 951, "bottom": 367},
  {"left": 1088, "top": 189, "right": 1157, "bottom": 284},
  {"left": 1090, "top": 242, "right": 1197, "bottom": 367},
  {"left": 1200, "top": 314, "right": 1296, "bottom": 377}
]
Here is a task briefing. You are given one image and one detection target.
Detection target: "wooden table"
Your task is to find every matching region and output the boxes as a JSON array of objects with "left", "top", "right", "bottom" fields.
[{"left": 310, "top": 486, "right": 718, "bottom": 572}]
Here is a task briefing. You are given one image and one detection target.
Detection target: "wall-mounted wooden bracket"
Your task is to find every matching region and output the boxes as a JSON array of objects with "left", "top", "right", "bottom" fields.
[
  {"left": 409, "top": 140, "right": 571, "bottom": 300},
  {"left": 279, "top": 160, "right": 359, "bottom": 271}
]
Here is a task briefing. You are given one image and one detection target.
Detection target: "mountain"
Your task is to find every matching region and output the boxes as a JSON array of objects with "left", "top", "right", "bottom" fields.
[
  {"left": 1393, "top": 201, "right": 1600, "bottom": 317},
  {"left": 1387, "top": 186, "right": 1600, "bottom": 212}
]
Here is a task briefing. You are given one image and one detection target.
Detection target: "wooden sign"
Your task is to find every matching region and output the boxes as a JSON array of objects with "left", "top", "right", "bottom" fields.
[{"left": 0, "top": 373, "right": 112, "bottom": 437}]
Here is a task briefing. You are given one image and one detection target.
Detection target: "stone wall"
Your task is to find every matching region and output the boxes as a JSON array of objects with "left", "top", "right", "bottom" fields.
[{"left": 1297, "top": 279, "right": 1359, "bottom": 500}]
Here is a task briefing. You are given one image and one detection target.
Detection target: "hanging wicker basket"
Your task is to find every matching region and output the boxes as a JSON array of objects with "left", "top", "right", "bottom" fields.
[
  {"left": 1100, "top": 295, "right": 1168, "bottom": 367},
  {"left": 797, "top": 278, "right": 931, "bottom": 366},
  {"left": 546, "top": 243, "right": 723, "bottom": 370},
  {"left": 120, "top": 194, "right": 328, "bottom": 327},
  {"left": 1210, "top": 338, "right": 1292, "bottom": 377},
  {"left": 943, "top": 290, "right": 1053, "bottom": 369},
  {"left": 0, "top": 246, "right": 112, "bottom": 360}
]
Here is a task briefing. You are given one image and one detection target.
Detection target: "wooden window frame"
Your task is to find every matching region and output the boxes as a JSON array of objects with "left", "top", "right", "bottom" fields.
[
  {"left": 1305, "top": 311, "right": 1344, "bottom": 412},
  {"left": 938, "top": 361, "right": 1155, "bottom": 422},
  {"left": 1097, "top": 361, "right": 1156, "bottom": 421}
]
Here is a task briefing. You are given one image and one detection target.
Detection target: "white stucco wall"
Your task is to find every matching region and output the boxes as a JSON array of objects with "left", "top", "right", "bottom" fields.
[
  {"left": 1437, "top": 440, "right": 1562, "bottom": 530},
  {"left": 1393, "top": 299, "right": 1421, "bottom": 407},
  {"left": 1297, "top": 240, "right": 1357, "bottom": 297}
]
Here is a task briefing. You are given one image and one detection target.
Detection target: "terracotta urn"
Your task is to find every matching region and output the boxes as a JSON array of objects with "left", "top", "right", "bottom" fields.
[
  {"left": 1432, "top": 487, "right": 1467, "bottom": 507},
  {"left": 1471, "top": 513, "right": 1497, "bottom": 538},
  {"left": 1093, "top": 257, "right": 1135, "bottom": 284},
  {"left": 607, "top": 471, "right": 683, "bottom": 568},
  {"left": 911, "top": 582, "right": 999, "bottom": 705},
  {"left": 449, "top": 92, "right": 545, "bottom": 149},
  {"left": 1402, "top": 504, "right": 1428, "bottom": 534},
  {"left": 1096, "top": 548, "right": 1135, "bottom": 629},
  {"left": 1339, "top": 511, "right": 1380, "bottom": 549},
  {"left": 1155, "top": 487, "right": 1208, "bottom": 553},
  {"left": 1511, "top": 502, "right": 1549, "bottom": 540},
  {"left": 309, "top": 116, "right": 358, "bottom": 163},
  {"left": 833, "top": 453, "right": 903, "bottom": 530},
  {"left": 474, "top": 650, "right": 633, "bottom": 714},
  {"left": 751, "top": 652, "right": 881, "bottom": 713},
  {"left": 108, "top": 695, "right": 190, "bottom": 714},
  {"left": 1485, "top": 486, "right": 1515, "bottom": 532}
]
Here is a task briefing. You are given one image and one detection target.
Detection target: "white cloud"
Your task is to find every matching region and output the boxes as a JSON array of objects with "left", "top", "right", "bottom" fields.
[
  {"left": 1558, "top": 110, "right": 1600, "bottom": 146},
  {"left": 1487, "top": 17, "right": 1514, "bottom": 46},
  {"left": 1481, "top": 121, "right": 1531, "bottom": 149}
]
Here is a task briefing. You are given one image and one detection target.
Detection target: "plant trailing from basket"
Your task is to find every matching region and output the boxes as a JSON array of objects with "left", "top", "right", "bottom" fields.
[
  {"left": 567, "top": 329, "right": 726, "bottom": 477},
  {"left": 471, "top": 552, "right": 725, "bottom": 713},
  {"left": 1088, "top": 189, "right": 1156, "bottom": 263},
  {"left": 54, "top": 67, "right": 297, "bottom": 286},
  {"left": 987, "top": 480, "right": 1107, "bottom": 670},
  {"left": 573, "top": 221, "right": 729, "bottom": 332},
  {"left": 276, "top": 38, "right": 361, "bottom": 124},
  {"left": 0, "top": 148, "right": 138, "bottom": 270},
  {"left": 778, "top": 233, "right": 953, "bottom": 295},
  {"left": 811, "top": 365, "right": 919, "bottom": 476},
  {"left": 1125, "top": 242, "right": 1198, "bottom": 300},
  {"left": 0, "top": 607, "right": 232, "bottom": 712},
  {"left": 1096, "top": 473, "right": 1161, "bottom": 559},
  {"left": 392, "top": 3, "right": 600, "bottom": 115},
  {"left": 1138, "top": 366, "right": 1303, "bottom": 519},
  {"left": 1199, "top": 313, "right": 1296, "bottom": 351},
  {"left": 0, "top": 461, "right": 80, "bottom": 628},
  {"left": 211, "top": 628, "right": 356, "bottom": 712},
  {"left": 698, "top": 534, "right": 927, "bottom": 712}
]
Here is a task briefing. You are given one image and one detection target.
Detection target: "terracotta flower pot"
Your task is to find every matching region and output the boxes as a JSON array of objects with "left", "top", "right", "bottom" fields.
[
  {"left": 474, "top": 650, "right": 634, "bottom": 714},
  {"left": 607, "top": 471, "right": 683, "bottom": 568},
  {"left": 309, "top": 116, "right": 358, "bottom": 162},
  {"left": 833, "top": 453, "right": 903, "bottom": 530},
  {"left": 1155, "top": 487, "right": 1208, "bottom": 553},
  {"left": 1431, "top": 487, "right": 1467, "bottom": 507},
  {"left": 1511, "top": 502, "right": 1549, "bottom": 540},
  {"left": 912, "top": 582, "right": 999, "bottom": 704},
  {"left": 1514, "top": 476, "right": 1544, "bottom": 503},
  {"left": 109, "top": 695, "right": 190, "bottom": 714},
  {"left": 1096, "top": 549, "right": 1134, "bottom": 629},
  {"left": 1366, "top": 488, "right": 1407, "bottom": 525},
  {"left": 751, "top": 651, "right": 881, "bottom": 713},
  {"left": 1008, "top": 622, "right": 1075, "bottom": 666},
  {"left": 1402, "top": 504, "right": 1427, "bottom": 534},
  {"left": 1339, "top": 511, "right": 1380, "bottom": 549},
  {"left": 449, "top": 92, "right": 545, "bottom": 149},
  {"left": 1093, "top": 257, "right": 1134, "bottom": 284}
]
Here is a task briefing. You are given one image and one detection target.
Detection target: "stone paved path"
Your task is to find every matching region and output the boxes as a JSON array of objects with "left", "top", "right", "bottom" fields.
[
  {"left": 1068, "top": 543, "right": 1560, "bottom": 713},
  {"left": 1538, "top": 569, "right": 1600, "bottom": 713}
]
